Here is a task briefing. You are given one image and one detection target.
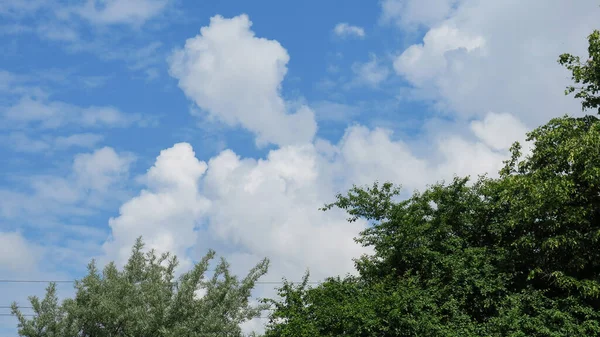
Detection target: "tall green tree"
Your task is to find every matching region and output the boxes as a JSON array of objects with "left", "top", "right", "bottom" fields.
[
  {"left": 263, "top": 29, "right": 600, "bottom": 337},
  {"left": 11, "top": 238, "right": 269, "bottom": 337}
]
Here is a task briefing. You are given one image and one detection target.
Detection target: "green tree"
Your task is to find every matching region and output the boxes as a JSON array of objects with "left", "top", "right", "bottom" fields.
[
  {"left": 11, "top": 238, "right": 269, "bottom": 337},
  {"left": 559, "top": 30, "right": 600, "bottom": 112},
  {"left": 263, "top": 29, "right": 600, "bottom": 337}
]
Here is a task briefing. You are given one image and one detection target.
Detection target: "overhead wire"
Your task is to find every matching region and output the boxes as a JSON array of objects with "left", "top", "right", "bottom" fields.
[{"left": 0, "top": 279, "right": 319, "bottom": 284}]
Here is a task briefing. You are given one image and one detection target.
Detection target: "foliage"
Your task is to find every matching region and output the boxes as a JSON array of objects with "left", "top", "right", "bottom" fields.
[
  {"left": 11, "top": 238, "right": 269, "bottom": 337},
  {"left": 263, "top": 29, "right": 600, "bottom": 336},
  {"left": 559, "top": 30, "right": 600, "bottom": 112}
]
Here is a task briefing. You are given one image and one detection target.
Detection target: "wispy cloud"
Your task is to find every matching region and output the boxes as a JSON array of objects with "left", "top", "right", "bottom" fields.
[
  {"left": 349, "top": 54, "right": 389, "bottom": 88},
  {"left": 1, "top": 96, "right": 145, "bottom": 129},
  {"left": 0, "top": 147, "right": 136, "bottom": 222},
  {"left": 0, "top": 0, "right": 171, "bottom": 79},
  {"left": 74, "top": 0, "right": 170, "bottom": 26},
  {"left": 333, "top": 23, "right": 366, "bottom": 39},
  {"left": 2, "top": 132, "right": 104, "bottom": 153}
]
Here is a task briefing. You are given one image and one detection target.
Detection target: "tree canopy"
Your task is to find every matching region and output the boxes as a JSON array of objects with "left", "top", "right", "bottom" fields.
[
  {"left": 263, "top": 30, "right": 600, "bottom": 337},
  {"left": 11, "top": 238, "right": 269, "bottom": 337}
]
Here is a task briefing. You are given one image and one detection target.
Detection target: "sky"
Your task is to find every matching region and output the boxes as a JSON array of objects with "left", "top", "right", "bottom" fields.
[{"left": 0, "top": 0, "right": 599, "bottom": 335}]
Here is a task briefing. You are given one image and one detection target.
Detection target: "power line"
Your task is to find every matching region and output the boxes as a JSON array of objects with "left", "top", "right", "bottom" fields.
[
  {"left": 0, "top": 304, "right": 275, "bottom": 311},
  {"left": 0, "top": 313, "right": 272, "bottom": 318},
  {"left": 0, "top": 280, "right": 319, "bottom": 284}
]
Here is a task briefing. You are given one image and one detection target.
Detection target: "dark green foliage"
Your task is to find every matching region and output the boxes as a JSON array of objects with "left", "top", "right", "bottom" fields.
[{"left": 11, "top": 238, "right": 269, "bottom": 337}]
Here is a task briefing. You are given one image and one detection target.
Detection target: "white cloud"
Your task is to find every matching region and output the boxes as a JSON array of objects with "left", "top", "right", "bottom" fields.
[
  {"left": 470, "top": 112, "right": 528, "bottom": 151},
  {"left": 201, "top": 145, "right": 368, "bottom": 281},
  {"left": 393, "top": 23, "right": 485, "bottom": 86},
  {"left": 102, "top": 143, "right": 210, "bottom": 269},
  {"left": 350, "top": 54, "right": 390, "bottom": 88},
  {"left": 4, "top": 132, "right": 50, "bottom": 153},
  {"left": 76, "top": 0, "right": 169, "bottom": 26},
  {"left": 0, "top": 0, "right": 48, "bottom": 17},
  {"left": 333, "top": 23, "right": 366, "bottom": 38},
  {"left": 0, "top": 147, "right": 135, "bottom": 220},
  {"left": 1, "top": 96, "right": 144, "bottom": 129},
  {"left": 334, "top": 126, "right": 430, "bottom": 189},
  {"left": 0, "top": 232, "right": 39, "bottom": 272},
  {"left": 54, "top": 133, "right": 104, "bottom": 149},
  {"left": 3, "top": 132, "right": 104, "bottom": 153},
  {"left": 389, "top": 0, "right": 600, "bottom": 127},
  {"left": 36, "top": 22, "right": 79, "bottom": 42},
  {"left": 168, "top": 14, "right": 317, "bottom": 147},
  {"left": 73, "top": 147, "right": 135, "bottom": 193},
  {"left": 1, "top": 0, "right": 169, "bottom": 28},
  {"left": 312, "top": 101, "right": 361, "bottom": 123},
  {"left": 381, "top": 0, "right": 461, "bottom": 29}
]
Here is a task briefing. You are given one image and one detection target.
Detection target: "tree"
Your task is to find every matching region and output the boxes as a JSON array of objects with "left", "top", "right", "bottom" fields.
[
  {"left": 11, "top": 238, "right": 269, "bottom": 337},
  {"left": 263, "top": 29, "right": 600, "bottom": 337},
  {"left": 559, "top": 30, "right": 600, "bottom": 112}
]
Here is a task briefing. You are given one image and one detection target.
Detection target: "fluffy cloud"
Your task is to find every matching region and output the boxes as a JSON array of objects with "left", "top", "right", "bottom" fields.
[
  {"left": 168, "top": 14, "right": 317, "bottom": 147},
  {"left": 470, "top": 112, "right": 528, "bottom": 151},
  {"left": 390, "top": 0, "right": 600, "bottom": 127},
  {"left": 103, "top": 143, "right": 210, "bottom": 269},
  {"left": 201, "top": 145, "right": 368, "bottom": 281},
  {"left": 393, "top": 24, "right": 485, "bottom": 86},
  {"left": 73, "top": 147, "right": 135, "bottom": 192},
  {"left": 333, "top": 23, "right": 366, "bottom": 38}
]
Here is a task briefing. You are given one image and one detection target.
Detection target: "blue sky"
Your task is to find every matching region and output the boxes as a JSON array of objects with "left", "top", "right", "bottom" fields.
[{"left": 1, "top": 0, "right": 599, "bottom": 335}]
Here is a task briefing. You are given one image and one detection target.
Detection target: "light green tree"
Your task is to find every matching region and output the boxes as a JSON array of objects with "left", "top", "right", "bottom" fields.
[{"left": 11, "top": 237, "right": 269, "bottom": 337}]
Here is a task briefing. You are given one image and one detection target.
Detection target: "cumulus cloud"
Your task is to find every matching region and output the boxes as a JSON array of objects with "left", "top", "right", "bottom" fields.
[
  {"left": 389, "top": 0, "right": 600, "bottom": 127},
  {"left": 103, "top": 143, "right": 210, "bottom": 269},
  {"left": 168, "top": 14, "right": 317, "bottom": 147},
  {"left": 393, "top": 24, "right": 485, "bottom": 86},
  {"left": 201, "top": 145, "right": 369, "bottom": 281},
  {"left": 470, "top": 112, "right": 528, "bottom": 151},
  {"left": 333, "top": 23, "right": 366, "bottom": 38}
]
